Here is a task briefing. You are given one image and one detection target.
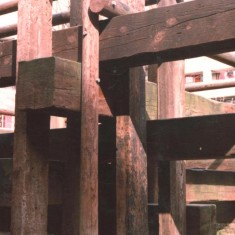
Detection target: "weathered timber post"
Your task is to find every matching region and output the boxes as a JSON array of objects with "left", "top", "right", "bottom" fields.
[
  {"left": 153, "top": 0, "right": 186, "bottom": 234},
  {"left": 116, "top": 0, "right": 148, "bottom": 234},
  {"left": 80, "top": 0, "right": 99, "bottom": 234},
  {"left": 11, "top": 0, "right": 52, "bottom": 234}
]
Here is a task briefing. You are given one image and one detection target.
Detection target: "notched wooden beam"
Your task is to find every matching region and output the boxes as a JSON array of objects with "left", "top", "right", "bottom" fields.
[
  {"left": 17, "top": 56, "right": 81, "bottom": 115},
  {"left": 147, "top": 114, "right": 235, "bottom": 160}
]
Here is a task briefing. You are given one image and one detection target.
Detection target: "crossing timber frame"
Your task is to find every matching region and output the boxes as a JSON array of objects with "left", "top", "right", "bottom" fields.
[{"left": 0, "top": 0, "right": 235, "bottom": 234}]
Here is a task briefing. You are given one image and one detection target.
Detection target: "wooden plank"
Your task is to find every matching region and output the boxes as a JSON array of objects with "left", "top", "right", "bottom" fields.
[
  {"left": 17, "top": 57, "right": 81, "bottom": 114},
  {"left": 187, "top": 204, "right": 216, "bottom": 235},
  {"left": 11, "top": 0, "right": 52, "bottom": 234},
  {"left": 147, "top": 114, "right": 235, "bottom": 160},
  {"left": 186, "top": 169, "right": 235, "bottom": 202},
  {"left": 99, "top": 0, "right": 235, "bottom": 67},
  {"left": 156, "top": 1, "right": 186, "bottom": 234},
  {"left": 116, "top": 0, "right": 148, "bottom": 234}
]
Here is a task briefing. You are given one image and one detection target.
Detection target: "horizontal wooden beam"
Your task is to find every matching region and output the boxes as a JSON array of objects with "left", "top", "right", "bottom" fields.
[
  {"left": 147, "top": 114, "right": 235, "bottom": 160},
  {"left": 2, "top": 0, "right": 235, "bottom": 75},
  {"left": 186, "top": 169, "right": 235, "bottom": 202},
  {"left": 186, "top": 159, "right": 235, "bottom": 172},
  {"left": 99, "top": 0, "right": 235, "bottom": 67}
]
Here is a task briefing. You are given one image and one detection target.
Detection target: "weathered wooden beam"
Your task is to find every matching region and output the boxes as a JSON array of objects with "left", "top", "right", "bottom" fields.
[
  {"left": 147, "top": 114, "right": 235, "bottom": 160},
  {"left": 99, "top": 0, "right": 235, "bottom": 67},
  {"left": 90, "top": 0, "right": 137, "bottom": 18},
  {"left": 17, "top": 57, "right": 81, "bottom": 115},
  {"left": 11, "top": 0, "right": 52, "bottom": 234},
  {"left": 186, "top": 159, "right": 235, "bottom": 172},
  {"left": 186, "top": 169, "right": 235, "bottom": 202},
  {"left": 187, "top": 204, "right": 216, "bottom": 235},
  {"left": 2, "top": 0, "right": 235, "bottom": 74}
]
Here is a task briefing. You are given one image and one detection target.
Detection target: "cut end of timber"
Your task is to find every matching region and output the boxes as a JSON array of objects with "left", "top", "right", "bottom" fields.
[{"left": 90, "top": 0, "right": 105, "bottom": 14}]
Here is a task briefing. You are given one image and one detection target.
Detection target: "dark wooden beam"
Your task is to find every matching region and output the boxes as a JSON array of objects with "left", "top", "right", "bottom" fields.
[
  {"left": 147, "top": 114, "right": 235, "bottom": 160},
  {"left": 99, "top": 0, "right": 235, "bottom": 67},
  {"left": 187, "top": 204, "right": 216, "bottom": 235},
  {"left": 17, "top": 57, "right": 81, "bottom": 115}
]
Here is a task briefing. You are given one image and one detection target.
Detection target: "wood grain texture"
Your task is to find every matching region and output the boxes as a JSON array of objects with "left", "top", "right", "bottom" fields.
[
  {"left": 186, "top": 159, "right": 235, "bottom": 172},
  {"left": 116, "top": 116, "right": 148, "bottom": 235},
  {"left": 11, "top": 0, "right": 52, "bottom": 234},
  {"left": 116, "top": 0, "right": 148, "bottom": 234},
  {"left": 186, "top": 170, "right": 235, "bottom": 202},
  {"left": 17, "top": 57, "right": 81, "bottom": 114},
  {"left": 99, "top": 0, "right": 235, "bottom": 67},
  {"left": 79, "top": 0, "right": 99, "bottom": 234},
  {"left": 3, "top": 0, "right": 235, "bottom": 80}
]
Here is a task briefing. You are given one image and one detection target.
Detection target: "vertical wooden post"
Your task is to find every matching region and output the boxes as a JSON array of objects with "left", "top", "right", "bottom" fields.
[
  {"left": 61, "top": 1, "right": 82, "bottom": 234},
  {"left": 11, "top": 0, "right": 52, "bottom": 234},
  {"left": 156, "top": 1, "right": 186, "bottom": 234},
  {"left": 80, "top": 0, "right": 99, "bottom": 234},
  {"left": 116, "top": 1, "right": 148, "bottom": 234}
]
